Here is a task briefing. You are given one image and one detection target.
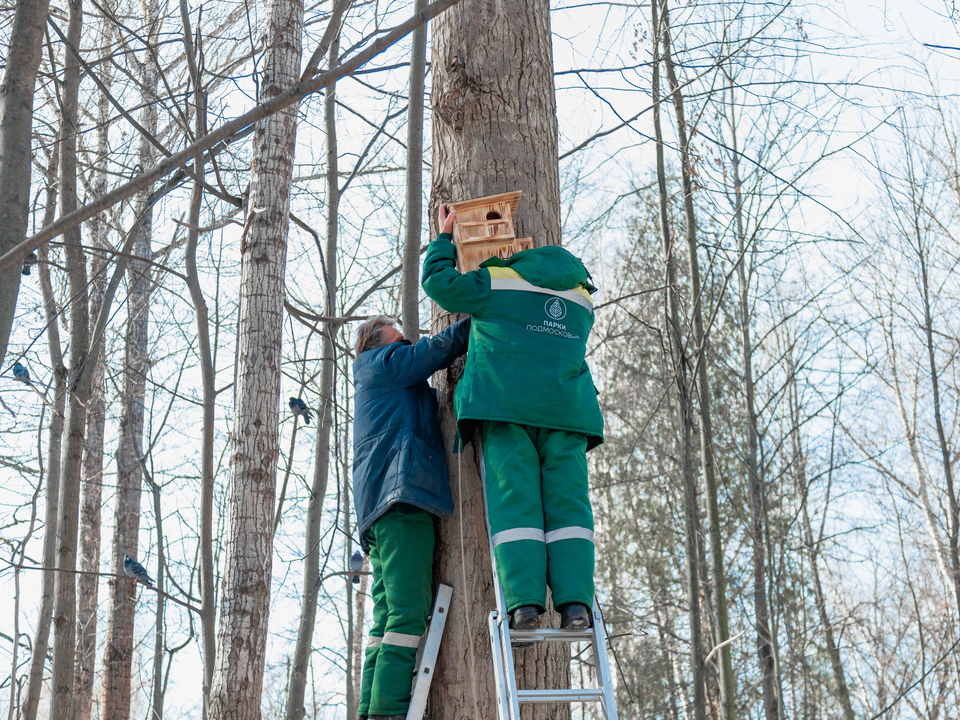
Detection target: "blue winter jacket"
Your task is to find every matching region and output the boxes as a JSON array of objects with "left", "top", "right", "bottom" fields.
[{"left": 352, "top": 318, "right": 470, "bottom": 549}]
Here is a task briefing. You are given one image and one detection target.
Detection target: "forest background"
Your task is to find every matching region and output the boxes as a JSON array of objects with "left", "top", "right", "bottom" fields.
[{"left": 1, "top": 0, "right": 959, "bottom": 719}]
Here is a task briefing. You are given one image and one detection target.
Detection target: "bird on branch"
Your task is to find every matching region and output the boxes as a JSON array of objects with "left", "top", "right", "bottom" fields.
[
  {"left": 12, "top": 363, "right": 31, "bottom": 384},
  {"left": 289, "top": 397, "right": 313, "bottom": 425},
  {"left": 123, "top": 554, "right": 155, "bottom": 586},
  {"left": 21, "top": 251, "right": 37, "bottom": 276},
  {"left": 350, "top": 550, "right": 363, "bottom": 584}
]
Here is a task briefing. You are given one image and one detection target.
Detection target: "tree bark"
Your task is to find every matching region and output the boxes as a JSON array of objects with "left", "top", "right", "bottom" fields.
[
  {"left": 400, "top": 0, "right": 427, "bottom": 341},
  {"left": 207, "top": 0, "right": 302, "bottom": 716},
  {"left": 101, "top": 5, "right": 159, "bottom": 717},
  {"left": 658, "top": 4, "right": 735, "bottom": 717},
  {"left": 21, "top": 141, "right": 66, "bottom": 720},
  {"left": 913, "top": 196, "right": 960, "bottom": 619},
  {"left": 430, "top": 1, "right": 568, "bottom": 717},
  {"left": 178, "top": 0, "right": 217, "bottom": 706},
  {"left": 786, "top": 359, "right": 855, "bottom": 720},
  {"left": 73, "top": 14, "right": 113, "bottom": 717},
  {"left": 651, "top": 2, "right": 705, "bottom": 718},
  {"left": 49, "top": 1, "right": 90, "bottom": 718},
  {"left": 285, "top": 26, "right": 340, "bottom": 720},
  {"left": 726, "top": 77, "right": 779, "bottom": 720},
  {"left": 146, "top": 468, "right": 166, "bottom": 720},
  {"left": 0, "top": 0, "right": 52, "bottom": 367}
]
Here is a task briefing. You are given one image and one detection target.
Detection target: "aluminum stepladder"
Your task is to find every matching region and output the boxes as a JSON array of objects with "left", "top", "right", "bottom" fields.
[
  {"left": 479, "top": 445, "right": 618, "bottom": 720},
  {"left": 406, "top": 583, "right": 453, "bottom": 720}
]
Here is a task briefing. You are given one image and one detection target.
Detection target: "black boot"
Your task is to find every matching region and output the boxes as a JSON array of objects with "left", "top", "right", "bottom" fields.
[
  {"left": 559, "top": 602, "right": 591, "bottom": 630},
  {"left": 510, "top": 604, "right": 540, "bottom": 648}
]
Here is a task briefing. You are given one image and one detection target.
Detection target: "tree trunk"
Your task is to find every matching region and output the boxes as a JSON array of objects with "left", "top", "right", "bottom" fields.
[
  {"left": 658, "top": 4, "right": 736, "bottom": 717},
  {"left": 21, "top": 141, "right": 66, "bottom": 720},
  {"left": 207, "top": 0, "right": 302, "bottom": 716},
  {"left": 786, "top": 360, "right": 855, "bottom": 720},
  {"left": 49, "top": 1, "right": 89, "bottom": 718},
  {"left": 400, "top": 0, "right": 427, "bottom": 342},
  {"left": 147, "top": 469, "right": 166, "bottom": 720},
  {"left": 727, "top": 78, "right": 779, "bottom": 720},
  {"left": 178, "top": 0, "right": 216, "bottom": 705},
  {"left": 430, "top": 1, "right": 568, "bottom": 717},
  {"left": 285, "top": 24, "right": 340, "bottom": 720},
  {"left": 0, "top": 0, "right": 51, "bottom": 367},
  {"left": 73, "top": 15, "right": 112, "bottom": 716},
  {"left": 101, "top": 5, "right": 158, "bottom": 716},
  {"left": 913, "top": 200, "right": 960, "bottom": 618},
  {"left": 352, "top": 556, "right": 370, "bottom": 709},
  {"left": 651, "top": 2, "right": 705, "bottom": 718}
]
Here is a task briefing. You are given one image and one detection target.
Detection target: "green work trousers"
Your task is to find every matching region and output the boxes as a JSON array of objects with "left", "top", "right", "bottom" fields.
[
  {"left": 482, "top": 421, "right": 595, "bottom": 613},
  {"left": 358, "top": 504, "right": 434, "bottom": 717}
]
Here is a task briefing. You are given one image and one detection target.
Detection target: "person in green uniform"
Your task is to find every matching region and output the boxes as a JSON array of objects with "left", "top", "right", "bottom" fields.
[
  {"left": 421, "top": 204, "right": 604, "bottom": 633},
  {"left": 352, "top": 314, "right": 470, "bottom": 719}
]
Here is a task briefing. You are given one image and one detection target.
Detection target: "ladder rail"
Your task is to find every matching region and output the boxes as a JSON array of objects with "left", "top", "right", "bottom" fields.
[
  {"left": 480, "top": 442, "right": 523, "bottom": 720},
  {"left": 406, "top": 584, "right": 453, "bottom": 720},
  {"left": 488, "top": 611, "right": 510, "bottom": 720},
  {"left": 478, "top": 439, "right": 618, "bottom": 720}
]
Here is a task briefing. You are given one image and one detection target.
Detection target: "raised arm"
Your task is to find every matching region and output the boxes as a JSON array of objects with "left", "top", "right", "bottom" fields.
[
  {"left": 421, "top": 204, "right": 491, "bottom": 314},
  {"left": 380, "top": 317, "right": 471, "bottom": 387}
]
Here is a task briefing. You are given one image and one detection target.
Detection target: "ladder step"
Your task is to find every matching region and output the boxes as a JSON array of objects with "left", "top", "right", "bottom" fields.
[
  {"left": 517, "top": 688, "right": 605, "bottom": 703},
  {"left": 509, "top": 628, "right": 597, "bottom": 643}
]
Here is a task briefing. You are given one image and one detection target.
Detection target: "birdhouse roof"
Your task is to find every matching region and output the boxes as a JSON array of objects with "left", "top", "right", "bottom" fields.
[{"left": 450, "top": 191, "right": 522, "bottom": 216}]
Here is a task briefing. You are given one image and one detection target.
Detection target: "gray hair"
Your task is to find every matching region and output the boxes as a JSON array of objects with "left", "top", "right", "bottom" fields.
[{"left": 355, "top": 315, "right": 397, "bottom": 355}]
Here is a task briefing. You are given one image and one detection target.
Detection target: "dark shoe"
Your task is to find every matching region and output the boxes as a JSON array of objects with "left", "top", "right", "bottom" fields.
[
  {"left": 509, "top": 605, "right": 540, "bottom": 648},
  {"left": 560, "top": 602, "right": 592, "bottom": 630}
]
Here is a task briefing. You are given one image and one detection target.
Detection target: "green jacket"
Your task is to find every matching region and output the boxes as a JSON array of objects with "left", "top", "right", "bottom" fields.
[{"left": 421, "top": 233, "right": 604, "bottom": 450}]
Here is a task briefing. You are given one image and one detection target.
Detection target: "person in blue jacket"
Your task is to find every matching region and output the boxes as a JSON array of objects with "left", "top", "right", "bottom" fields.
[{"left": 352, "top": 314, "right": 470, "bottom": 720}]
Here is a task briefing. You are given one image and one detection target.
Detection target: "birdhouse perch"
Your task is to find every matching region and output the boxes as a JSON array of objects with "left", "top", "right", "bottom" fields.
[{"left": 449, "top": 191, "right": 533, "bottom": 272}]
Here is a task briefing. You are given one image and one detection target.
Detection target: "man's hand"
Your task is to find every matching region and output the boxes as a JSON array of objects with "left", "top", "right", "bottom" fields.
[{"left": 438, "top": 203, "right": 457, "bottom": 235}]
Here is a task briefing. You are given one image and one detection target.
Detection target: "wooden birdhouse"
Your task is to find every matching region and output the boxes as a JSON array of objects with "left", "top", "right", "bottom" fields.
[{"left": 449, "top": 191, "right": 534, "bottom": 272}]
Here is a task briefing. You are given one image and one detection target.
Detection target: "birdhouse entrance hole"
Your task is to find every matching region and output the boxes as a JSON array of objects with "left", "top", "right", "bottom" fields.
[{"left": 449, "top": 191, "right": 534, "bottom": 272}]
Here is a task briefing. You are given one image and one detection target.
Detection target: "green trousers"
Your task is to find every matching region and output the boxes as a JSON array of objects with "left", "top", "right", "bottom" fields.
[
  {"left": 482, "top": 421, "right": 595, "bottom": 613},
  {"left": 358, "top": 505, "right": 434, "bottom": 717}
]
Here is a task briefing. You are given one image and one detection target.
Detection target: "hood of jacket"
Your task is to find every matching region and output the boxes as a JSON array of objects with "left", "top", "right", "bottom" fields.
[{"left": 481, "top": 245, "right": 597, "bottom": 293}]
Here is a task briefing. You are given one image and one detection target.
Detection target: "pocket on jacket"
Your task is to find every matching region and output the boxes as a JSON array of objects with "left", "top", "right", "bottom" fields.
[{"left": 403, "top": 435, "right": 447, "bottom": 499}]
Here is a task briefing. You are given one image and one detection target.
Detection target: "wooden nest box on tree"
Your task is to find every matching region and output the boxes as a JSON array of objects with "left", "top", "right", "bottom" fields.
[{"left": 450, "top": 191, "right": 534, "bottom": 272}]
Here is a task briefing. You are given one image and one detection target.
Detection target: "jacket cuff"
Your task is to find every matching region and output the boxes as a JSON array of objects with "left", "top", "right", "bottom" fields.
[{"left": 436, "top": 232, "right": 453, "bottom": 242}]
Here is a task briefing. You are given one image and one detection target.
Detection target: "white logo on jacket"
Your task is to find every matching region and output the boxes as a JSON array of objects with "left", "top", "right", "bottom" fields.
[{"left": 545, "top": 297, "right": 567, "bottom": 320}]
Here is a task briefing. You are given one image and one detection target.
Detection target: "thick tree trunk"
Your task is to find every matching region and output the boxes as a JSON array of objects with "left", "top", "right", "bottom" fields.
[
  {"left": 430, "top": 2, "right": 568, "bottom": 718},
  {"left": 20, "top": 138, "right": 64, "bottom": 720},
  {"left": 101, "top": 5, "right": 158, "bottom": 716},
  {"left": 207, "top": 0, "right": 302, "bottom": 717},
  {"left": 0, "top": 0, "right": 51, "bottom": 367},
  {"left": 651, "top": 2, "right": 705, "bottom": 718},
  {"left": 658, "top": 4, "right": 736, "bottom": 717},
  {"left": 400, "top": 0, "right": 427, "bottom": 341},
  {"left": 49, "top": 2, "right": 90, "bottom": 718},
  {"left": 285, "top": 26, "right": 340, "bottom": 720},
  {"left": 727, "top": 82, "right": 779, "bottom": 720},
  {"left": 73, "top": 19, "right": 112, "bottom": 717}
]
